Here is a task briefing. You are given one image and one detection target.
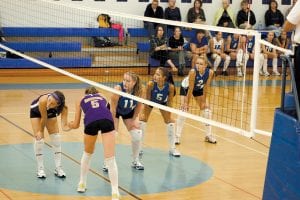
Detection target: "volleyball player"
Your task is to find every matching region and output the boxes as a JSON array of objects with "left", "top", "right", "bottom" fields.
[
  {"left": 210, "top": 31, "right": 230, "bottom": 76},
  {"left": 30, "top": 91, "right": 69, "bottom": 179},
  {"left": 110, "top": 72, "right": 144, "bottom": 170},
  {"left": 139, "top": 67, "right": 181, "bottom": 157},
  {"left": 226, "top": 33, "right": 244, "bottom": 77},
  {"left": 67, "top": 87, "right": 120, "bottom": 200},
  {"left": 176, "top": 56, "right": 217, "bottom": 144}
]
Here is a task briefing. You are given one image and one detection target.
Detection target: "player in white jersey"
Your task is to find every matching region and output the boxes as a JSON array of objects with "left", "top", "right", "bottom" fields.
[
  {"left": 209, "top": 31, "right": 230, "bottom": 76},
  {"left": 260, "top": 31, "right": 280, "bottom": 76}
]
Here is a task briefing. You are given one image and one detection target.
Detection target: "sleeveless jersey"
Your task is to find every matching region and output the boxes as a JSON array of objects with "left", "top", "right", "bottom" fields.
[
  {"left": 193, "top": 67, "right": 210, "bottom": 93},
  {"left": 230, "top": 37, "right": 239, "bottom": 50},
  {"left": 213, "top": 37, "right": 223, "bottom": 50},
  {"left": 247, "top": 37, "right": 255, "bottom": 53},
  {"left": 116, "top": 83, "right": 138, "bottom": 115},
  {"left": 80, "top": 93, "right": 113, "bottom": 126},
  {"left": 150, "top": 81, "right": 169, "bottom": 105},
  {"left": 264, "top": 39, "right": 273, "bottom": 52},
  {"left": 30, "top": 93, "right": 60, "bottom": 117}
]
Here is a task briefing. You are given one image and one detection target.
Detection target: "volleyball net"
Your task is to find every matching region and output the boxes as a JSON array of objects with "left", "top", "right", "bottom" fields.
[{"left": 0, "top": 0, "right": 294, "bottom": 137}]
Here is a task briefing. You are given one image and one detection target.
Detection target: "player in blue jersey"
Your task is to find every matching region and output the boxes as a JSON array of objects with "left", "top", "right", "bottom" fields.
[
  {"left": 175, "top": 56, "right": 216, "bottom": 144},
  {"left": 110, "top": 72, "right": 144, "bottom": 170},
  {"left": 238, "top": 35, "right": 256, "bottom": 76},
  {"left": 139, "top": 67, "right": 181, "bottom": 157},
  {"left": 67, "top": 87, "right": 120, "bottom": 200},
  {"left": 30, "top": 91, "right": 69, "bottom": 179}
]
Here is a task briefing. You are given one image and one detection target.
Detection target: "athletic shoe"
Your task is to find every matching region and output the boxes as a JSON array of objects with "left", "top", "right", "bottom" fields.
[
  {"left": 259, "top": 69, "right": 264, "bottom": 76},
  {"left": 77, "top": 182, "right": 86, "bottom": 193},
  {"left": 264, "top": 71, "right": 270, "bottom": 77},
  {"left": 37, "top": 168, "right": 46, "bottom": 178},
  {"left": 237, "top": 71, "right": 243, "bottom": 77},
  {"left": 205, "top": 135, "right": 217, "bottom": 144},
  {"left": 175, "top": 136, "right": 180, "bottom": 145},
  {"left": 132, "top": 160, "right": 144, "bottom": 170},
  {"left": 169, "top": 148, "right": 181, "bottom": 157},
  {"left": 54, "top": 167, "right": 66, "bottom": 178},
  {"left": 272, "top": 71, "right": 280, "bottom": 76},
  {"left": 112, "top": 192, "right": 121, "bottom": 200},
  {"left": 102, "top": 162, "right": 108, "bottom": 173}
]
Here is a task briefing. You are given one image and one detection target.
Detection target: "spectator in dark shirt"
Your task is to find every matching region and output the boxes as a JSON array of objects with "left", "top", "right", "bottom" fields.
[
  {"left": 187, "top": 0, "right": 206, "bottom": 24},
  {"left": 150, "top": 25, "right": 177, "bottom": 72},
  {"left": 165, "top": 0, "right": 182, "bottom": 33},
  {"left": 236, "top": 0, "right": 256, "bottom": 29},
  {"left": 169, "top": 27, "right": 185, "bottom": 76},
  {"left": 264, "top": 0, "right": 284, "bottom": 36},
  {"left": 144, "top": 0, "right": 164, "bottom": 38}
]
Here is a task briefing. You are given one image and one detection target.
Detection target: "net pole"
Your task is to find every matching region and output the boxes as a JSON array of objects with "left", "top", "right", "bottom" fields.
[{"left": 249, "top": 31, "right": 261, "bottom": 137}]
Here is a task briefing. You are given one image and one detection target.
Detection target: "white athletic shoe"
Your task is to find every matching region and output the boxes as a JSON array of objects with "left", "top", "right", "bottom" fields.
[
  {"left": 102, "top": 162, "right": 108, "bottom": 173},
  {"left": 237, "top": 71, "right": 243, "bottom": 77},
  {"left": 37, "top": 168, "right": 46, "bottom": 178},
  {"left": 205, "top": 135, "right": 217, "bottom": 144},
  {"left": 175, "top": 136, "right": 180, "bottom": 145},
  {"left": 169, "top": 148, "right": 181, "bottom": 157},
  {"left": 132, "top": 160, "right": 144, "bottom": 170},
  {"left": 77, "top": 182, "right": 86, "bottom": 193},
  {"left": 112, "top": 192, "right": 121, "bottom": 200},
  {"left": 272, "top": 71, "right": 280, "bottom": 76},
  {"left": 54, "top": 167, "right": 66, "bottom": 178},
  {"left": 264, "top": 71, "right": 270, "bottom": 77}
]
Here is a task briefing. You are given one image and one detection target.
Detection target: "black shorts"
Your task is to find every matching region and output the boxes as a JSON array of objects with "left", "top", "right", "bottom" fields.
[
  {"left": 30, "top": 108, "right": 58, "bottom": 119},
  {"left": 179, "top": 87, "right": 203, "bottom": 97},
  {"left": 148, "top": 102, "right": 167, "bottom": 108},
  {"left": 84, "top": 119, "right": 115, "bottom": 136},
  {"left": 116, "top": 109, "right": 134, "bottom": 120}
]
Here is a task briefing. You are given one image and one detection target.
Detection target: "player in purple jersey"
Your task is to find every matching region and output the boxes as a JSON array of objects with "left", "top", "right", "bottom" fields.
[
  {"left": 176, "top": 56, "right": 216, "bottom": 144},
  {"left": 30, "top": 90, "right": 69, "bottom": 179},
  {"left": 110, "top": 72, "right": 144, "bottom": 170},
  {"left": 139, "top": 67, "right": 181, "bottom": 157},
  {"left": 67, "top": 87, "right": 120, "bottom": 200}
]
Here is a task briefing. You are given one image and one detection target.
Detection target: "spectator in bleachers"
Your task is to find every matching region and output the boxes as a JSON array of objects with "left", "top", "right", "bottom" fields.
[
  {"left": 260, "top": 31, "right": 280, "bottom": 76},
  {"left": 236, "top": 0, "right": 256, "bottom": 29},
  {"left": 187, "top": 0, "right": 206, "bottom": 24},
  {"left": 237, "top": 35, "right": 255, "bottom": 76},
  {"left": 213, "top": 0, "right": 235, "bottom": 28},
  {"left": 188, "top": 29, "right": 209, "bottom": 68},
  {"left": 274, "top": 31, "right": 291, "bottom": 55},
  {"left": 165, "top": 0, "right": 182, "bottom": 32},
  {"left": 144, "top": 0, "right": 164, "bottom": 38},
  {"left": 150, "top": 25, "right": 177, "bottom": 72},
  {"left": 209, "top": 31, "right": 230, "bottom": 76},
  {"left": 169, "top": 27, "right": 186, "bottom": 76},
  {"left": 264, "top": 0, "right": 284, "bottom": 36},
  {"left": 285, "top": 0, "right": 297, "bottom": 19}
]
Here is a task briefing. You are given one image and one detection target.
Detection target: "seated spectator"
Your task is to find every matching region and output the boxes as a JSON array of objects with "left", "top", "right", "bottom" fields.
[
  {"left": 260, "top": 31, "right": 280, "bottom": 76},
  {"left": 264, "top": 0, "right": 284, "bottom": 36},
  {"left": 150, "top": 25, "right": 177, "bottom": 72},
  {"left": 274, "top": 31, "right": 291, "bottom": 55},
  {"left": 209, "top": 31, "right": 230, "bottom": 76},
  {"left": 144, "top": 0, "right": 164, "bottom": 38},
  {"left": 213, "top": 0, "right": 235, "bottom": 28},
  {"left": 97, "top": 14, "right": 124, "bottom": 45},
  {"left": 285, "top": 0, "right": 297, "bottom": 19},
  {"left": 165, "top": 0, "right": 182, "bottom": 33},
  {"left": 188, "top": 29, "right": 209, "bottom": 67},
  {"left": 226, "top": 33, "right": 243, "bottom": 74},
  {"left": 236, "top": 0, "right": 256, "bottom": 29},
  {"left": 169, "top": 27, "right": 186, "bottom": 76},
  {"left": 187, "top": 0, "right": 206, "bottom": 24},
  {"left": 238, "top": 35, "right": 255, "bottom": 76}
]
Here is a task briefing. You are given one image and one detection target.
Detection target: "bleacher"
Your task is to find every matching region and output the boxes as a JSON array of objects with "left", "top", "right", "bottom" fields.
[{"left": 0, "top": 27, "right": 120, "bottom": 69}]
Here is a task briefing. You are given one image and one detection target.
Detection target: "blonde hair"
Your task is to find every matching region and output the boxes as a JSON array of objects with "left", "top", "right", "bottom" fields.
[
  {"left": 124, "top": 72, "right": 142, "bottom": 96},
  {"left": 85, "top": 86, "right": 99, "bottom": 94}
]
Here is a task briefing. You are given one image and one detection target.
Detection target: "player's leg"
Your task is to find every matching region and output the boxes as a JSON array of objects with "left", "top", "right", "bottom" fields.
[{"left": 139, "top": 105, "right": 153, "bottom": 157}]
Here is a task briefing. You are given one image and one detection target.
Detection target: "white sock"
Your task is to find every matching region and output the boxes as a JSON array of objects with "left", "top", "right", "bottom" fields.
[
  {"left": 167, "top": 123, "right": 175, "bottom": 150},
  {"left": 49, "top": 133, "right": 62, "bottom": 168},
  {"left": 176, "top": 115, "right": 185, "bottom": 138},
  {"left": 105, "top": 156, "right": 119, "bottom": 195},
  {"left": 34, "top": 139, "right": 44, "bottom": 170},
  {"left": 272, "top": 58, "right": 278, "bottom": 72},
  {"left": 130, "top": 129, "right": 142, "bottom": 161},
  {"left": 80, "top": 151, "right": 92, "bottom": 185},
  {"left": 263, "top": 59, "right": 268, "bottom": 73},
  {"left": 213, "top": 55, "right": 221, "bottom": 71},
  {"left": 223, "top": 55, "right": 230, "bottom": 71},
  {"left": 202, "top": 109, "right": 212, "bottom": 136},
  {"left": 236, "top": 49, "right": 243, "bottom": 66}
]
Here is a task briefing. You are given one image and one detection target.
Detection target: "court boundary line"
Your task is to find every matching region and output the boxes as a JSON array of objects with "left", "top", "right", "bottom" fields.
[
  {"left": 0, "top": 115, "right": 142, "bottom": 200},
  {"left": 0, "top": 189, "right": 13, "bottom": 200}
]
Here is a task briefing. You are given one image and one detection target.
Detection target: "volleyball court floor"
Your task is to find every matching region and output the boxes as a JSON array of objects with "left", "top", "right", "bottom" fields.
[{"left": 0, "top": 74, "right": 282, "bottom": 200}]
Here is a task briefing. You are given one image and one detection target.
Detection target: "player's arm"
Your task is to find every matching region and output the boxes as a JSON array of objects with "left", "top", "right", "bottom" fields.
[
  {"left": 68, "top": 98, "right": 82, "bottom": 129},
  {"left": 133, "top": 86, "right": 145, "bottom": 119},
  {"left": 225, "top": 36, "right": 232, "bottom": 52},
  {"left": 167, "top": 84, "right": 175, "bottom": 108},
  {"left": 203, "top": 69, "right": 214, "bottom": 103},
  {"left": 145, "top": 81, "right": 154, "bottom": 101},
  {"left": 186, "top": 69, "right": 196, "bottom": 106},
  {"left": 60, "top": 105, "right": 71, "bottom": 131},
  {"left": 209, "top": 39, "right": 214, "bottom": 54},
  {"left": 110, "top": 85, "right": 121, "bottom": 131}
]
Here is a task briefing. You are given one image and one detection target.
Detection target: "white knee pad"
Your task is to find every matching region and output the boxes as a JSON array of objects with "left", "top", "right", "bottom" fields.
[{"left": 130, "top": 129, "right": 142, "bottom": 142}]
